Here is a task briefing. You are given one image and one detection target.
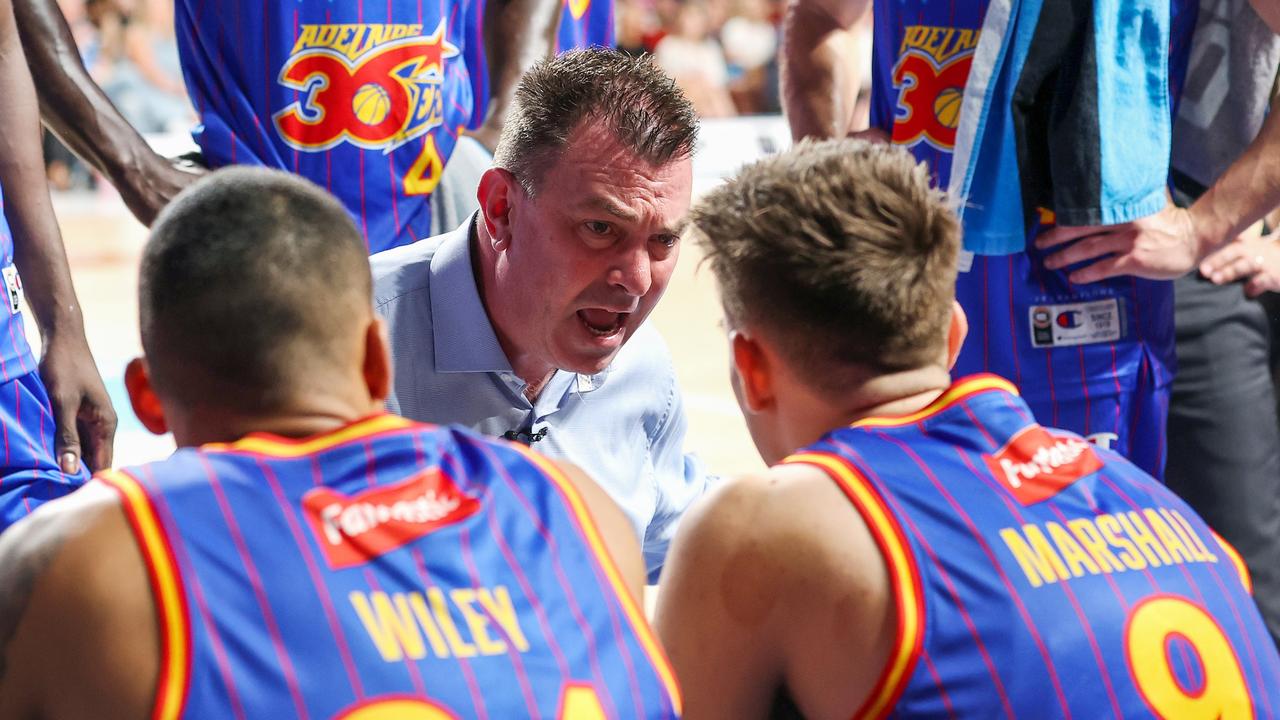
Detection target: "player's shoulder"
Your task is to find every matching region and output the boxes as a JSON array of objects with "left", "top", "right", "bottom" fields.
[
  {"left": 675, "top": 462, "right": 884, "bottom": 592},
  {"left": 0, "top": 479, "right": 157, "bottom": 718}
]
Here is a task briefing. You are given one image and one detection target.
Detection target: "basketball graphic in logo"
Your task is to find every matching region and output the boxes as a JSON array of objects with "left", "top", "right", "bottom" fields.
[
  {"left": 934, "top": 87, "right": 963, "bottom": 129},
  {"left": 353, "top": 83, "right": 393, "bottom": 126}
]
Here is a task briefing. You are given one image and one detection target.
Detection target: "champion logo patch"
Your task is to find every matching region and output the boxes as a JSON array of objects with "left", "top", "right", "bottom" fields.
[
  {"left": 302, "top": 469, "right": 480, "bottom": 569},
  {"left": 983, "top": 425, "right": 1103, "bottom": 505}
]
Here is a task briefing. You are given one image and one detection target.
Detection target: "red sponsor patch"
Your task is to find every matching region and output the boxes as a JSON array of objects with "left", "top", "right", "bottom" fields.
[
  {"left": 302, "top": 469, "right": 480, "bottom": 570},
  {"left": 983, "top": 425, "right": 1103, "bottom": 505}
]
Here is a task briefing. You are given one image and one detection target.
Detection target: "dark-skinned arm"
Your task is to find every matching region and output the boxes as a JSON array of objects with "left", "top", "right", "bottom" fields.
[
  {"left": 15, "top": 0, "right": 201, "bottom": 226},
  {"left": 467, "top": 0, "right": 562, "bottom": 152},
  {"left": 0, "top": 0, "right": 114, "bottom": 473}
]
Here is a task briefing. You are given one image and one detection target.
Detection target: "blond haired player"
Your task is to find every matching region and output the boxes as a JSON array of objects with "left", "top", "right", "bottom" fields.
[{"left": 656, "top": 139, "right": 1280, "bottom": 718}]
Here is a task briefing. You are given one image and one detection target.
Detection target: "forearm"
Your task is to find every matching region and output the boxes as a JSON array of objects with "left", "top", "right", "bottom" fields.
[
  {"left": 1188, "top": 94, "right": 1280, "bottom": 257},
  {"left": 781, "top": 0, "right": 867, "bottom": 141},
  {"left": 15, "top": 0, "right": 161, "bottom": 186},
  {"left": 0, "top": 3, "right": 83, "bottom": 339},
  {"left": 476, "top": 0, "right": 560, "bottom": 142}
]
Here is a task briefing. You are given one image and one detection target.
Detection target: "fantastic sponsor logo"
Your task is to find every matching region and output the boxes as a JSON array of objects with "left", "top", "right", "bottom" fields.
[
  {"left": 302, "top": 468, "right": 480, "bottom": 569},
  {"left": 983, "top": 424, "right": 1103, "bottom": 505}
]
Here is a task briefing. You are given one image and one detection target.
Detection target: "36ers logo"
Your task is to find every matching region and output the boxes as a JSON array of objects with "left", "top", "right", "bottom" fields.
[
  {"left": 890, "top": 26, "right": 980, "bottom": 150},
  {"left": 273, "top": 22, "right": 459, "bottom": 154},
  {"left": 302, "top": 468, "right": 480, "bottom": 570}
]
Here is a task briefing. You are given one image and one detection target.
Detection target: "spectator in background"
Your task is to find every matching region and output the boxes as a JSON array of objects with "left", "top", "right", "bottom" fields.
[
  {"left": 720, "top": 0, "right": 775, "bottom": 113},
  {"left": 84, "top": 0, "right": 191, "bottom": 133},
  {"left": 654, "top": 0, "right": 736, "bottom": 116}
]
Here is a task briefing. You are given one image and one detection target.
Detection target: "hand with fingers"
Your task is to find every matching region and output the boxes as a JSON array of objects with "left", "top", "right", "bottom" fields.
[
  {"left": 1035, "top": 201, "right": 1205, "bottom": 284},
  {"left": 1199, "top": 232, "right": 1280, "bottom": 297},
  {"left": 38, "top": 330, "right": 116, "bottom": 475}
]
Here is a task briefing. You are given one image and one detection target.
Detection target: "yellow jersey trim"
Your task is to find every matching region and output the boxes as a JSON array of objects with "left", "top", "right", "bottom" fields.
[
  {"left": 783, "top": 452, "right": 924, "bottom": 720},
  {"left": 203, "top": 414, "right": 416, "bottom": 458},
  {"left": 99, "top": 470, "right": 191, "bottom": 720},
  {"left": 512, "top": 446, "right": 685, "bottom": 715},
  {"left": 853, "top": 375, "right": 1018, "bottom": 429}
]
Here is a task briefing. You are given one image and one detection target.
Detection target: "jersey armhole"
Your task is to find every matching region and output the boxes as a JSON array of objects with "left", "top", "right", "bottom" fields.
[
  {"left": 507, "top": 445, "right": 684, "bottom": 716},
  {"left": 783, "top": 451, "right": 925, "bottom": 720},
  {"left": 97, "top": 470, "right": 193, "bottom": 720},
  {"left": 1210, "top": 529, "right": 1253, "bottom": 595}
]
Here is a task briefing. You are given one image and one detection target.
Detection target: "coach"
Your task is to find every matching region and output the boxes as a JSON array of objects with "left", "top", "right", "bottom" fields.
[{"left": 370, "top": 49, "right": 710, "bottom": 580}]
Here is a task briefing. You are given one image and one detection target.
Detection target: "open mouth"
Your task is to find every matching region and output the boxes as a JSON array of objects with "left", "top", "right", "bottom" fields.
[{"left": 577, "top": 308, "right": 627, "bottom": 337}]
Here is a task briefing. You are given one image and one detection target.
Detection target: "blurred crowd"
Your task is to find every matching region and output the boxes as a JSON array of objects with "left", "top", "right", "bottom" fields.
[
  {"left": 42, "top": 0, "right": 193, "bottom": 190},
  {"left": 42, "top": 0, "right": 874, "bottom": 189},
  {"left": 621, "top": 0, "right": 871, "bottom": 118}
]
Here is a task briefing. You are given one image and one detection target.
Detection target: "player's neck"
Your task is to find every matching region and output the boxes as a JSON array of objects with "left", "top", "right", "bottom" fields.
[
  {"left": 167, "top": 395, "right": 385, "bottom": 447},
  {"left": 842, "top": 366, "right": 954, "bottom": 423}
]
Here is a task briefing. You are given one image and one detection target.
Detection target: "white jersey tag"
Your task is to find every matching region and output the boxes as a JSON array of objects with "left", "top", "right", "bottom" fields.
[
  {"left": 1029, "top": 298, "right": 1123, "bottom": 348},
  {"left": 3, "top": 266, "right": 23, "bottom": 316}
]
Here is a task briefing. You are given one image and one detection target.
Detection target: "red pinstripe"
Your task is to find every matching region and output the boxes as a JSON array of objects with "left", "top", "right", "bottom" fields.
[
  {"left": 462, "top": 442, "right": 624, "bottom": 719},
  {"left": 434, "top": 451, "right": 575, "bottom": 697},
  {"left": 1097, "top": 473, "right": 1273, "bottom": 716},
  {"left": 456, "top": 522, "right": 539, "bottom": 715},
  {"left": 919, "top": 651, "right": 958, "bottom": 719},
  {"left": 878, "top": 434, "right": 1075, "bottom": 717},
  {"left": 363, "top": 570, "right": 428, "bottom": 696},
  {"left": 1006, "top": 257, "right": 1023, "bottom": 387},
  {"left": 200, "top": 456, "right": 311, "bottom": 719},
  {"left": 259, "top": 458, "right": 367, "bottom": 699},
  {"left": 831, "top": 439, "right": 1016, "bottom": 719},
  {"left": 410, "top": 548, "right": 490, "bottom": 719},
  {"left": 140, "top": 466, "right": 248, "bottom": 720}
]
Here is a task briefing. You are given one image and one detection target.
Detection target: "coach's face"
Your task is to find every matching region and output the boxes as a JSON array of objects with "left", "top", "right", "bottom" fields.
[{"left": 493, "top": 119, "right": 691, "bottom": 376}]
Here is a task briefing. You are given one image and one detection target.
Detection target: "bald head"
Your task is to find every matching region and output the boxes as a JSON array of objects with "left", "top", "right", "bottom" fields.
[{"left": 141, "top": 167, "right": 373, "bottom": 413}]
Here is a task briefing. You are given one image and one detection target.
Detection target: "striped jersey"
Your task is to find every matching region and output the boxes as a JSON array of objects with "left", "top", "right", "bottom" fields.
[
  {"left": 869, "top": 0, "right": 1195, "bottom": 467},
  {"left": 556, "top": 0, "right": 616, "bottom": 52},
  {"left": 785, "top": 375, "right": 1280, "bottom": 718},
  {"left": 174, "top": 0, "right": 484, "bottom": 253},
  {"left": 0, "top": 184, "right": 33, "bottom": 378},
  {"left": 99, "top": 414, "right": 680, "bottom": 719}
]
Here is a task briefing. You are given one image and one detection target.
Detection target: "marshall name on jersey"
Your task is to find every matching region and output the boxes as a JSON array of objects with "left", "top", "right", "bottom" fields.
[{"left": 786, "top": 375, "right": 1280, "bottom": 717}]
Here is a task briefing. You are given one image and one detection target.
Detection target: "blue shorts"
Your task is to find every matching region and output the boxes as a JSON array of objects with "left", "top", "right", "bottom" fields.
[{"left": 0, "top": 371, "right": 89, "bottom": 530}]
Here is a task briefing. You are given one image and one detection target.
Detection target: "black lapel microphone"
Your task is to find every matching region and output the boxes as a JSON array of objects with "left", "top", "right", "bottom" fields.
[{"left": 502, "top": 427, "right": 549, "bottom": 445}]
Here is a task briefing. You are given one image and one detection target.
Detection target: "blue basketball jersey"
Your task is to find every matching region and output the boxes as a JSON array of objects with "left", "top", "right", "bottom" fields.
[
  {"left": 0, "top": 185, "right": 33, "bottom": 377},
  {"left": 869, "top": 0, "right": 1196, "bottom": 476},
  {"left": 786, "top": 375, "right": 1280, "bottom": 718},
  {"left": 99, "top": 414, "right": 680, "bottom": 719},
  {"left": 174, "top": 0, "right": 483, "bottom": 253},
  {"left": 556, "top": 0, "right": 615, "bottom": 52}
]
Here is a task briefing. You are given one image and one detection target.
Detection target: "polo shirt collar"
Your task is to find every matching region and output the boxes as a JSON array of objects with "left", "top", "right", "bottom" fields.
[{"left": 428, "top": 218, "right": 513, "bottom": 374}]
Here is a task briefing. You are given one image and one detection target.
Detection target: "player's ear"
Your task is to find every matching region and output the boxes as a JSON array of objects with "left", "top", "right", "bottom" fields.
[
  {"left": 946, "top": 300, "right": 968, "bottom": 371},
  {"left": 731, "top": 330, "right": 775, "bottom": 413},
  {"left": 124, "top": 357, "right": 168, "bottom": 435},
  {"left": 477, "top": 167, "right": 519, "bottom": 251},
  {"left": 363, "top": 316, "right": 392, "bottom": 406}
]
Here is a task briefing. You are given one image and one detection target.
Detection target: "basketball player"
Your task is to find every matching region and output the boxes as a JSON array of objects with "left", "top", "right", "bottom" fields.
[
  {"left": 781, "top": 0, "right": 1202, "bottom": 477},
  {"left": 0, "top": 168, "right": 680, "bottom": 719},
  {"left": 18, "top": 0, "right": 563, "bottom": 252},
  {"left": 556, "top": 0, "right": 614, "bottom": 51},
  {"left": 0, "top": 0, "right": 114, "bottom": 527},
  {"left": 657, "top": 139, "right": 1280, "bottom": 717}
]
